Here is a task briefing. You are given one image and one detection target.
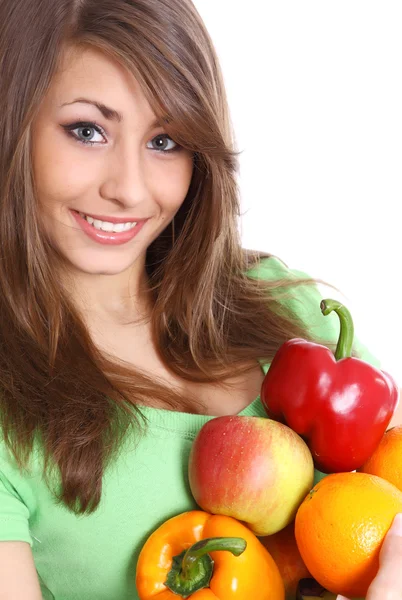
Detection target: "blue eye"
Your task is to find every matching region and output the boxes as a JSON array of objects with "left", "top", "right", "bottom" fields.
[
  {"left": 62, "top": 121, "right": 106, "bottom": 145},
  {"left": 62, "top": 122, "right": 181, "bottom": 154},
  {"left": 147, "top": 134, "right": 180, "bottom": 154}
]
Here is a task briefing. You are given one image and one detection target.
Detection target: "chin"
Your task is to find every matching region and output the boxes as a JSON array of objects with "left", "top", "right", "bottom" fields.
[{"left": 66, "top": 250, "right": 143, "bottom": 277}]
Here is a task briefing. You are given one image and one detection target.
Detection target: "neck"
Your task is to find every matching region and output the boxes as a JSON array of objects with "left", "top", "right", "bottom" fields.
[{"left": 63, "top": 261, "right": 153, "bottom": 327}]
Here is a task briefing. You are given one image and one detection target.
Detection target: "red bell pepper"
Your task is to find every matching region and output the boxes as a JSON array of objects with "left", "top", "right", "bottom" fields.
[{"left": 260, "top": 299, "right": 399, "bottom": 473}]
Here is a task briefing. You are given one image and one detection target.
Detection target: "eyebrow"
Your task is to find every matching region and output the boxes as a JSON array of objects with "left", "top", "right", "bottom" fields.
[{"left": 60, "top": 98, "right": 163, "bottom": 129}]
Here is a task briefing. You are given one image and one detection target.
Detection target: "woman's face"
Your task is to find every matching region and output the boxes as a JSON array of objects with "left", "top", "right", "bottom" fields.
[{"left": 31, "top": 46, "right": 194, "bottom": 277}]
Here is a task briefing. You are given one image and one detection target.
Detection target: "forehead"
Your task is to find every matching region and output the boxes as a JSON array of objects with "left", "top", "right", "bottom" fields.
[
  {"left": 56, "top": 46, "right": 128, "bottom": 83},
  {"left": 45, "top": 45, "right": 154, "bottom": 119}
]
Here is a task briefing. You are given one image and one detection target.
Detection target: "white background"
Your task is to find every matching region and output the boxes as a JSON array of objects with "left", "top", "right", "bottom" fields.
[{"left": 194, "top": 1, "right": 401, "bottom": 384}]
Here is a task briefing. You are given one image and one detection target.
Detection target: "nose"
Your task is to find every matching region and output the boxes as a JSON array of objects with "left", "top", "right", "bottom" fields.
[{"left": 99, "top": 142, "right": 151, "bottom": 208}]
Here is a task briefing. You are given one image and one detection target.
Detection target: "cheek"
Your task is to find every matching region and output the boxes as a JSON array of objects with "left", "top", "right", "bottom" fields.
[
  {"left": 156, "top": 158, "right": 193, "bottom": 211},
  {"left": 33, "top": 136, "right": 96, "bottom": 206}
]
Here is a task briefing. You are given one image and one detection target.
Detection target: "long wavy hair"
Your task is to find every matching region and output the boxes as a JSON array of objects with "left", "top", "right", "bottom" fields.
[{"left": 0, "top": 0, "right": 334, "bottom": 515}]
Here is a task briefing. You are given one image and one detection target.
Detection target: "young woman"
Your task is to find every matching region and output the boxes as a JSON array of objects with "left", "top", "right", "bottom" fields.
[{"left": 0, "top": 0, "right": 399, "bottom": 598}]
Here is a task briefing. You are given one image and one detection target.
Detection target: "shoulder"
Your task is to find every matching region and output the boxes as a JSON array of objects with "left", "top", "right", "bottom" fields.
[
  {"left": 246, "top": 253, "right": 381, "bottom": 369},
  {"left": 245, "top": 253, "right": 292, "bottom": 281},
  {"left": 246, "top": 254, "right": 316, "bottom": 290}
]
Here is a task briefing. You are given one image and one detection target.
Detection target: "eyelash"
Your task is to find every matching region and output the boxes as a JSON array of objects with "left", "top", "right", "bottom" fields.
[{"left": 61, "top": 121, "right": 181, "bottom": 154}]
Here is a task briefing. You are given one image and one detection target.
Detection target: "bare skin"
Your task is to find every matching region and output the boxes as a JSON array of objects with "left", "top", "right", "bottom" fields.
[{"left": 85, "top": 312, "right": 264, "bottom": 415}]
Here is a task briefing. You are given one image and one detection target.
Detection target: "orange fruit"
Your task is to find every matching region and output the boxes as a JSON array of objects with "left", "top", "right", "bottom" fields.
[
  {"left": 294, "top": 471, "right": 402, "bottom": 598},
  {"left": 260, "top": 521, "right": 311, "bottom": 599},
  {"left": 359, "top": 425, "right": 402, "bottom": 491}
]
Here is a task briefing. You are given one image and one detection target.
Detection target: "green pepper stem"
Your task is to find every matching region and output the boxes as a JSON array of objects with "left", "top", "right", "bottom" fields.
[
  {"left": 320, "top": 299, "right": 354, "bottom": 360},
  {"left": 181, "top": 537, "right": 246, "bottom": 577},
  {"left": 165, "top": 536, "right": 246, "bottom": 597}
]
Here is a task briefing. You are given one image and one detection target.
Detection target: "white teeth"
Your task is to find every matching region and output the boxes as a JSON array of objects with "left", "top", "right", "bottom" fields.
[
  {"left": 113, "top": 223, "right": 126, "bottom": 233},
  {"left": 79, "top": 212, "right": 137, "bottom": 233}
]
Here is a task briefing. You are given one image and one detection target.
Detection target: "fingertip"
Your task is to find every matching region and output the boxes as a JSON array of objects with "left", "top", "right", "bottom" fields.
[{"left": 390, "top": 512, "right": 402, "bottom": 536}]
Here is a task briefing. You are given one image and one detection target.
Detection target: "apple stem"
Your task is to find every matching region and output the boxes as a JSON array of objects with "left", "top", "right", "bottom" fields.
[{"left": 164, "top": 536, "right": 246, "bottom": 596}]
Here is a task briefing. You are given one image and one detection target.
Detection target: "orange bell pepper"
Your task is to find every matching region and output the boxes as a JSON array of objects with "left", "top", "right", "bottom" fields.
[{"left": 136, "top": 510, "right": 285, "bottom": 599}]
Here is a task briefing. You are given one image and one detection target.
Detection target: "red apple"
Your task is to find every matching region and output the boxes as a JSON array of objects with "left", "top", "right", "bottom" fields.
[{"left": 188, "top": 416, "right": 314, "bottom": 536}]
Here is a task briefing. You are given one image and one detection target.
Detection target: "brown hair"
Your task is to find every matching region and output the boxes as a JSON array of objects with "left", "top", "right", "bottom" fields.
[{"left": 0, "top": 0, "right": 334, "bottom": 515}]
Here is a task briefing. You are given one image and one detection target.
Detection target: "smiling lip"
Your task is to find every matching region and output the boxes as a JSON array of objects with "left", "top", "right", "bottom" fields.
[
  {"left": 71, "top": 209, "right": 148, "bottom": 246},
  {"left": 73, "top": 210, "right": 148, "bottom": 224}
]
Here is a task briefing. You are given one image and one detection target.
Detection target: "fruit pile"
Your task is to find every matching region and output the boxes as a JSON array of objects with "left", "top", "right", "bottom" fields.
[{"left": 136, "top": 299, "right": 401, "bottom": 600}]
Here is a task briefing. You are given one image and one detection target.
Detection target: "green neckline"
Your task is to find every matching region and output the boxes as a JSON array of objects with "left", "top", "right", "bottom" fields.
[{"left": 136, "top": 360, "right": 269, "bottom": 436}]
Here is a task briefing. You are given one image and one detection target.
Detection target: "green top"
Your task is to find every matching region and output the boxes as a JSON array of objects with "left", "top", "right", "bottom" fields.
[{"left": 0, "top": 257, "right": 380, "bottom": 599}]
